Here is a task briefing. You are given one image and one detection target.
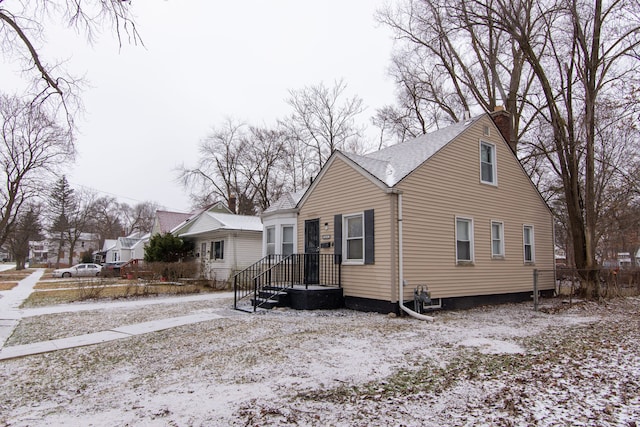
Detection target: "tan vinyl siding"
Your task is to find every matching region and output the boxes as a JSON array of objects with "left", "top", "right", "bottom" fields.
[
  {"left": 298, "top": 157, "right": 394, "bottom": 301},
  {"left": 397, "top": 116, "right": 555, "bottom": 300}
]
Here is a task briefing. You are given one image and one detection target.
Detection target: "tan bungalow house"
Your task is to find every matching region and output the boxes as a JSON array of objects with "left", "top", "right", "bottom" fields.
[{"left": 250, "top": 110, "right": 555, "bottom": 313}]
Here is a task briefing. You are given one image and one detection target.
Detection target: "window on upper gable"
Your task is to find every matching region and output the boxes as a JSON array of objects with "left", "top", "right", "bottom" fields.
[{"left": 480, "top": 141, "right": 497, "bottom": 185}]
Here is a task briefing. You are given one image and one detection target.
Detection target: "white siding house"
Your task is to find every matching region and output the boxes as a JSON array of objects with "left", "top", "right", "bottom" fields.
[{"left": 173, "top": 210, "right": 262, "bottom": 282}]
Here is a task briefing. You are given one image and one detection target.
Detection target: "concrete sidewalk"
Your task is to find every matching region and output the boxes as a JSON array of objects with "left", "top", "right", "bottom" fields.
[
  {"left": 0, "top": 268, "right": 244, "bottom": 361},
  {"left": 0, "top": 268, "right": 45, "bottom": 349},
  {"left": 0, "top": 311, "right": 232, "bottom": 361}
]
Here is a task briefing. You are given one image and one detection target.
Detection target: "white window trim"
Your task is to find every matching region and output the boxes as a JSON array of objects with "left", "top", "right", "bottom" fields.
[
  {"left": 491, "top": 220, "right": 505, "bottom": 258},
  {"left": 281, "top": 225, "right": 294, "bottom": 257},
  {"left": 479, "top": 140, "right": 498, "bottom": 186},
  {"left": 523, "top": 225, "right": 535, "bottom": 264},
  {"left": 343, "top": 212, "right": 365, "bottom": 265},
  {"left": 455, "top": 216, "right": 474, "bottom": 264},
  {"left": 265, "top": 226, "right": 275, "bottom": 256},
  {"left": 212, "top": 240, "right": 224, "bottom": 261}
]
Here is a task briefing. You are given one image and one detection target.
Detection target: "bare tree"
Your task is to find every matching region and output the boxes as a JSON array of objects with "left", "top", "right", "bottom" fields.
[
  {"left": 64, "top": 189, "right": 98, "bottom": 266},
  {"left": 179, "top": 119, "right": 247, "bottom": 212},
  {"left": 242, "top": 126, "right": 289, "bottom": 212},
  {"left": 485, "top": 0, "right": 640, "bottom": 295},
  {"left": 178, "top": 120, "right": 290, "bottom": 214},
  {"left": 379, "top": 0, "right": 640, "bottom": 297},
  {"left": 284, "top": 79, "right": 365, "bottom": 170},
  {"left": 123, "top": 201, "right": 158, "bottom": 236},
  {"left": 376, "top": 0, "right": 537, "bottom": 149},
  {"left": 0, "top": 94, "right": 73, "bottom": 251},
  {"left": 89, "top": 196, "right": 125, "bottom": 248},
  {"left": 8, "top": 204, "right": 42, "bottom": 270},
  {"left": 0, "top": 0, "right": 139, "bottom": 123}
]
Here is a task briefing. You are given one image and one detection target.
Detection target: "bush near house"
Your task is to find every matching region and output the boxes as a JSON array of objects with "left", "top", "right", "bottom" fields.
[{"left": 144, "top": 233, "right": 194, "bottom": 263}]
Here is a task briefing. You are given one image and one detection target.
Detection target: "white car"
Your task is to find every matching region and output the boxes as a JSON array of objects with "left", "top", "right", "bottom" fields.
[{"left": 52, "top": 263, "right": 103, "bottom": 278}]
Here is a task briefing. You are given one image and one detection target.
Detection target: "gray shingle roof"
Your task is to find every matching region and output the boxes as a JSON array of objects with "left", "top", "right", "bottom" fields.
[
  {"left": 263, "top": 188, "right": 307, "bottom": 213},
  {"left": 342, "top": 115, "right": 483, "bottom": 187},
  {"left": 156, "top": 210, "right": 193, "bottom": 234}
]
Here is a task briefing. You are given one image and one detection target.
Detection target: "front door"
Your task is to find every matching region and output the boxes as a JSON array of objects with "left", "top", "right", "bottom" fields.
[{"left": 304, "top": 219, "right": 320, "bottom": 284}]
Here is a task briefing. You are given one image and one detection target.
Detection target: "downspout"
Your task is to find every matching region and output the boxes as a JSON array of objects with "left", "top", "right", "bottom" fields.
[{"left": 397, "top": 192, "right": 434, "bottom": 321}]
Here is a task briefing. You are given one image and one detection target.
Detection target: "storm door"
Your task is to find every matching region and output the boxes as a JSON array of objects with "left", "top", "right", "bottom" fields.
[{"left": 304, "top": 219, "right": 320, "bottom": 284}]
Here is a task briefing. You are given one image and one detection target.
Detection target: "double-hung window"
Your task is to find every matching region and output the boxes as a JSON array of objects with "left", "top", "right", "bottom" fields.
[
  {"left": 480, "top": 141, "right": 497, "bottom": 185},
  {"left": 266, "top": 226, "right": 275, "bottom": 256},
  {"left": 523, "top": 225, "right": 534, "bottom": 263},
  {"left": 456, "top": 217, "right": 474, "bottom": 263},
  {"left": 491, "top": 221, "right": 504, "bottom": 257},
  {"left": 344, "top": 214, "right": 364, "bottom": 263},
  {"left": 211, "top": 240, "right": 224, "bottom": 260},
  {"left": 282, "top": 226, "right": 294, "bottom": 257}
]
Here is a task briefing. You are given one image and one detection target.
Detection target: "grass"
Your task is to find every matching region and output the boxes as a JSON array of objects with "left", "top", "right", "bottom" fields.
[
  {"left": 0, "top": 282, "right": 18, "bottom": 291},
  {"left": 22, "top": 279, "right": 213, "bottom": 308},
  {"left": 0, "top": 266, "right": 36, "bottom": 291},
  {"left": 34, "top": 278, "right": 122, "bottom": 290},
  {"left": 0, "top": 267, "right": 39, "bottom": 282}
]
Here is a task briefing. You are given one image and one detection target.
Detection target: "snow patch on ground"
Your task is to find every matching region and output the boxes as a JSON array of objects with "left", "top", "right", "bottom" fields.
[{"left": 1, "top": 296, "right": 639, "bottom": 426}]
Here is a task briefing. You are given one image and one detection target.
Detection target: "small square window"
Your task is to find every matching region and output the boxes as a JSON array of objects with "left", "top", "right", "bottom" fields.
[{"left": 211, "top": 240, "right": 224, "bottom": 260}]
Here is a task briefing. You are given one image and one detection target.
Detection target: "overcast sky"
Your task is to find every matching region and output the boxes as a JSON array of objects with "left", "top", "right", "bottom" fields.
[{"left": 3, "top": 1, "right": 398, "bottom": 213}]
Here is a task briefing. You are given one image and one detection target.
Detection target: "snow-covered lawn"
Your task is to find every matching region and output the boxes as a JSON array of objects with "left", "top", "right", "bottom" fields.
[{"left": 1, "top": 296, "right": 639, "bottom": 426}]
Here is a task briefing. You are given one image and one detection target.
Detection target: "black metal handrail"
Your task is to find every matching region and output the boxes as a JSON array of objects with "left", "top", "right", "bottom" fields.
[
  {"left": 233, "top": 254, "right": 284, "bottom": 311},
  {"left": 233, "top": 253, "right": 342, "bottom": 312}
]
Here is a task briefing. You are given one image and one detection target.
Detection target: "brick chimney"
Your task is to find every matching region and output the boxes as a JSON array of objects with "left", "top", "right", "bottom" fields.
[
  {"left": 490, "top": 106, "right": 517, "bottom": 154},
  {"left": 228, "top": 194, "right": 236, "bottom": 214}
]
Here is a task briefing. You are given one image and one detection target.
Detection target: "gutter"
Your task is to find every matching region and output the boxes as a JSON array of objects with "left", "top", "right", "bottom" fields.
[{"left": 397, "top": 192, "right": 434, "bottom": 321}]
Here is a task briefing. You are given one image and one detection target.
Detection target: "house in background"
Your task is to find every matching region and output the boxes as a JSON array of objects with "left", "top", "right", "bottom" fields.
[
  {"left": 151, "top": 210, "right": 195, "bottom": 237},
  {"left": 98, "top": 239, "right": 117, "bottom": 263},
  {"left": 111, "top": 234, "right": 150, "bottom": 263},
  {"left": 150, "top": 201, "right": 232, "bottom": 237},
  {"left": 31, "top": 232, "right": 100, "bottom": 267},
  {"left": 173, "top": 206, "right": 262, "bottom": 282},
  {"left": 248, "top": 109, "right": 555, "bottom": 313}
]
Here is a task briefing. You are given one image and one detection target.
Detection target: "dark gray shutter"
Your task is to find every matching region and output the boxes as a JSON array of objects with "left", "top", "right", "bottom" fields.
[
  {"left": 334, "top": 214, "right": 342, "bottom": 263},
  {"left": 364, "top": 209, "right": 375, "bottom": 264}
]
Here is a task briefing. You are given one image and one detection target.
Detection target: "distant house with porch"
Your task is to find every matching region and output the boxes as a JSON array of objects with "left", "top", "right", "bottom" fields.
[
  {"left": 245, "top": 110, "right": 555, "bottom": 313},
  {"left": 172, "top": 205, "right": 262, "bottom": 282}
]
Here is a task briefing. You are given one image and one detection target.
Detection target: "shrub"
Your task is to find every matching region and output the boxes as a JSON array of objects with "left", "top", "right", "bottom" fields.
[
  {"left": 144, "top": 233, "right": 194, "bottom": 263},
  {"left": 146, "top": 261, "right": 198, "bottom": 281}
]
